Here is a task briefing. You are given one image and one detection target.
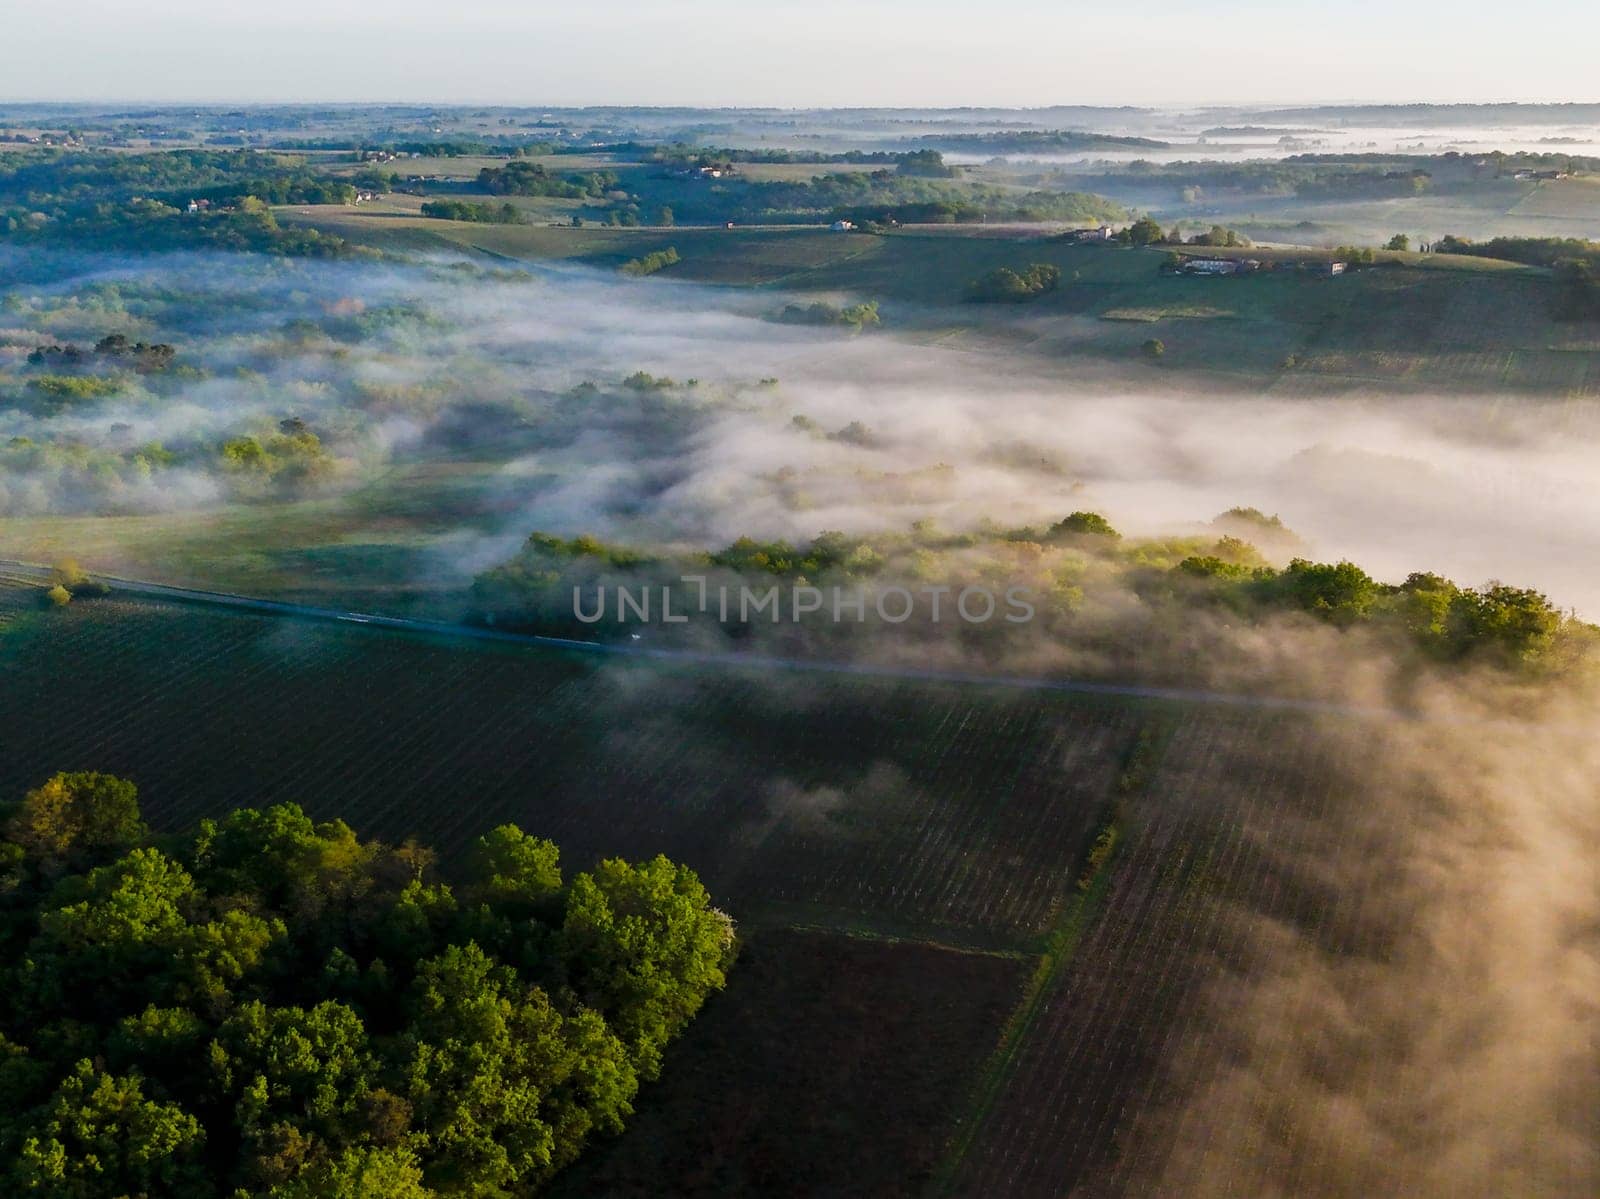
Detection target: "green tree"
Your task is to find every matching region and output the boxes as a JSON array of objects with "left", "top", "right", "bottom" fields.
[
  {"left": 8, "top": 1060, "right": 208, "bottom": 1198},
  {"left": 1271, "top": 559, "right": 1380, "bottom": 625},
  {"left": 7, "top": 772, "right": 147, "bottom": 873},
  {"left": 619, "top": 247, "right": 681, "bottom": 277},
  {"left": 1554, "top": 261, "right": 1600, "bottom": 321},
  {"left": 189, "top": 803, "right": 373, "bottom": 923},
  {"left": 1385, "top": 233, "right": 1411, "bottom": 251},
  {"left": 467, "top": 826, "right": 562, "bottom": 909},
  {"left": 106, "top": 1006, "right": 211, "bottom": 1095},
  {"left": 210, "top": 999, "right": 376, "bottom": 1160},
  {"left": 560, "top": 856, "right": 735, "bottom": 1079},
  {"left": 1122, "top": 216, "right": 1164, "bottom": 245},
  {"left": 403, "top": 943, "right": 567, "bottom": 1191},
  {"left": 965, "top": 263, "right": 1061, "bottom": 303},
  {"left": 1450, "top": 583, "right": 1561, "bottom": 666},
  {"left": 26, "top": 848, "right": 200, "bottom": 1017},
  {"left": 264, "top": 1145, "right": 430, "bottom": 1199},
  {"left": 1049, "top": 512, "right": 1121, "bottom": 539}
]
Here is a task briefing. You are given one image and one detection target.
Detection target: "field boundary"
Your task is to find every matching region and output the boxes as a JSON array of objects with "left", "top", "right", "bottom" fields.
[
  {"left": 930, "top": 715, "right": 1175, "bottom": 1192},
  {"left": 930, "top": 841, "right": 1124, "bottom": 1194}
]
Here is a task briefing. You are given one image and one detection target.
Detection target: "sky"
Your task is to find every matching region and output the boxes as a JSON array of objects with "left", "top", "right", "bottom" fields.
[{"left": 0, "top": 0, "right": 1596, "bottom": 107}]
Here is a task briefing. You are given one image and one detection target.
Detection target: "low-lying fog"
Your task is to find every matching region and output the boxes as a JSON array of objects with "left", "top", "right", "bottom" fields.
[
  {"left": 4, "top": 248, "right": 1599, "bottom": 615},
  {"left": 945, "top": 123, "right": 1600, "bottom": 166},
  {"left": 4, "top": 249, "right": 1595, "bottom": 1196}
]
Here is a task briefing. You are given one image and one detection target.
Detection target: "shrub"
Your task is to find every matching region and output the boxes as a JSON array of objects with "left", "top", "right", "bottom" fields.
[
  {"left": 775, "top": 300, "right": 880, "bottom": 330},
  {"left": 965, "top": 263, "right": 1061, "bottom": 303},
  {"left": 619, "top": 247, "right": 681, "bottom": 277}
]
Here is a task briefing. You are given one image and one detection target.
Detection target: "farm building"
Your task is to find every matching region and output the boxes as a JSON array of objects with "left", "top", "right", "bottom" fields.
[
  {"left": 1061, "top": 225, "right": 1115, "bottom": 243},
  {"left": 673, "top": 164, "right": 736, "bottom": 180},
  {"left": 1270, "top": 259, "right": 1346, "bottom": 276},
  {"left": 1180, "top": 257, "right": 1240, "bottom": 275}
]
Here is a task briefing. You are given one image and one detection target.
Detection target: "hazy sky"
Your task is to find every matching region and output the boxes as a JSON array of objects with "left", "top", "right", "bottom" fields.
[{"left": 1, "top": 0, "right": 1595, "bottom": 107}]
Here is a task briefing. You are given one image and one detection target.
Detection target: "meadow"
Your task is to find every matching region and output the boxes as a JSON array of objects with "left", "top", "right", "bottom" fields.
[{"left": 279, "top": 207, "right": 1600, "bottom": 395}]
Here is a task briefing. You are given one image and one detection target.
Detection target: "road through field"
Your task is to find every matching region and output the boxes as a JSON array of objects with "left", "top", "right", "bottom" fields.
[{"left": 0, "top": 558, "right": 1395, "bottom": 720}]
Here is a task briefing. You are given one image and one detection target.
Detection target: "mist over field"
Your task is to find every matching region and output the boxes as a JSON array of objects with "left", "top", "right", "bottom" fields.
[
  {"left": 1084, "top": 657, "right": 1600, "bottom": 1198},
  {"left": 10, "top": 248, "right": 1597, "bottom": 614},
  {"left": 2, "top": 85, "right": 1599, "bottom": 1198},
  {"left": 545, "top": 532, "right": 1600, "bottom": 1195}
]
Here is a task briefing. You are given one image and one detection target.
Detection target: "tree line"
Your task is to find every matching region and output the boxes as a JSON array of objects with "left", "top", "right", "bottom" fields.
[
  {"left": 475, "top": 162, "right": 619, "bottom": 199},
  {"left": 469, "top": 514, "right": 1584, "bottom": 672},
  {"left": 419, "top": 200, "right": 524, "bottom": 225},
  {"left": 1173, "top": 555, "right": 1568, "bottom": 667}
]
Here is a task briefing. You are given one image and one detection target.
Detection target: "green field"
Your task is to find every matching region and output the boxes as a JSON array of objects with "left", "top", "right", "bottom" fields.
[
  {"left": 0, "top": 462, "right": 521, "bottom": 616},
  {"left": 283, "top": 208, "right": 1600, "bottom": 394}
]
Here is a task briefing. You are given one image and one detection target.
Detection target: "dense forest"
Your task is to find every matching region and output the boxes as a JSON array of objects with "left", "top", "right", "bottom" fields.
[
  {"left": 671, "top": 170, "right": 1126, "bottom": 226},
  {"left": 0, "top": 776, "right": 734, "bottom": 1197},
  {"left": 0, "top": 150, "right": 362, "bottom": 256}
]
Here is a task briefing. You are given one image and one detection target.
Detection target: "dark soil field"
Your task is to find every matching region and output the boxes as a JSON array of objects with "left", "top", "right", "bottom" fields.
[
  {"left": 0, "top": 584, "right": 1133, "bottom": 945},
  {"left": 7, "top": 580, "right": 1559, "bottom": 1197},
  {"left": 949, "top": 711, "right": 1340, "bottom": 1194},
  {"left": 549, "top": 928, "right": 1029, "bottom": 1198},
  {"left": 0, "top": 581, "right": 1147, "bottom": 1193}
]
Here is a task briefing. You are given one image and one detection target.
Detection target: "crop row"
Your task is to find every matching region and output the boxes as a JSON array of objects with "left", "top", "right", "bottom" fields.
[
  {"left": 951, "top": 711, "right": 1387, "bottom": 1196},
  {"left": 0, "top": 591, "right": 1135, "bottom": 942}
]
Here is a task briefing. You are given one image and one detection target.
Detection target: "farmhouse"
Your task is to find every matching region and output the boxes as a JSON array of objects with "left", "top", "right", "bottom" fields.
[
  {"left": 1180, "top": 257, "right": 1240, "bottom": 275},
  {"left": 673, "top": 164, "right": 738, "bottom": 180},
  {"left": 1061, "top": 225, "right": 1115, "bottom": 243}
]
